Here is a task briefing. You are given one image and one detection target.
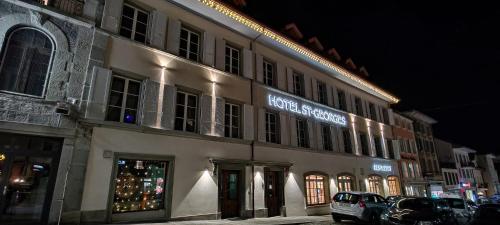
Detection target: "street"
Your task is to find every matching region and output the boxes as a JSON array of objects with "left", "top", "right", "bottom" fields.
[{"left": 127, "top": 216, "right": 362, "bottom": 225}]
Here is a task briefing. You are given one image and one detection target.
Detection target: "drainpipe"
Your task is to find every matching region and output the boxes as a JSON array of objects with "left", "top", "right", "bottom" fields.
[{"left": 250, "top": 33, "right": 261, "bottom": 218}]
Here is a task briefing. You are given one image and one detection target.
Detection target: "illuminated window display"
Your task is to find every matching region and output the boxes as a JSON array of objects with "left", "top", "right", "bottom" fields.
[
  {"left": 112, "top": 158, "right": 168, "bottom": 213},
  {"left": 337, "top": 174, "right": 355, "bottom": 192},
  {"left": 388, "top": 176, "right": 401, "bottom": 196}
]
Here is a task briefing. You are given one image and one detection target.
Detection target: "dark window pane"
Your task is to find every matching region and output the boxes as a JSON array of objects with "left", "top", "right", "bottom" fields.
[
  {"left": 186, "top": 107, "right": 196, "bottom": 120},
  {"left": 174, "top": 118, "right": 183, "bottom": 131},
  {"left": 186, "top": 119, "right": 195, "bottom": 132},
  {"left": 108, "top": 92, "right": 123, "bottom": 107},
  {"left": 177, "top": 93, "right": 185, "bottom": 105},
  {"left": 175, "top": 105, "right": 185, "bottom": 118},
  {"left": 122, "top": 5, "right": 134, "bottom": 18},
  {"left": 125, "top": 95, "right": 138, "bottom": 109},
  {"left": 106, "top": 107, "right": 121, "bottom": 122},
  {"left": 111, "top": 77, "right": 125, "bottom": 92},
  {"left": 119, "top": 28, "right": 132, "bottom": 39},
  {"left": 137, "top": 11, "right": 148, "bottom": 23},
  {"left": 127, "top": 81, "right": 140, "bottom": 95},
  {"left": 187, "top": 95, "right": 197, "bottom": 107},
  {"left": 134, "top": 34, "right": 146, "bottom": 43}
]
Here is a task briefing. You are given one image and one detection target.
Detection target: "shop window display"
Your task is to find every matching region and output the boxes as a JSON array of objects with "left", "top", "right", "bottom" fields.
[{"left": 112, "top": 158, "right": 168, "bottom": 213}]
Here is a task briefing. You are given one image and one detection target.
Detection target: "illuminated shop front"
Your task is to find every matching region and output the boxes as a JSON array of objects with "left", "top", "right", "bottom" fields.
[
  {"left": 367, "top": 175, "right": 384, "bottom": 196},
  {"left": 387, "top": 176, "right": 401, "bottom": 196},
  {"left": 337, "top": 174, "right": 356, "bottom": 192}
]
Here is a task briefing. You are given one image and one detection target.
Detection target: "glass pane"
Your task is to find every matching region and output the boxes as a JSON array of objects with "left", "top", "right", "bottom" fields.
[
  {"left": 180, "top": 29, "right": 188, "bottom": 39},
  {"left": 176, "top": 92, "right": 185, "bottom": 105},
  {"left": 112, "top": 158, "right": 167, "bottom": 213},
  {"left": 122, "top": 5, "right": 135, "bottom": 18},
  {"left": 174, "top": 118, "right": 183, "bottom": 131},
  {"left": 2, "top": 156, "right": 53, "bottom": 223},
  {"left": 119, "top": 28, "right": 132, "bottom": 39},
  {"left": 123, "top": 109, "right": 136, "bottom": 124},
  {"left": 179, "top": 49, "right": 188, "bottom": 58},
  {"left": 186, "top": 107, "right": 196, "bottom": 120},
  {"left": 127, "top": 81, "right": 141, "bottom": 95},
  {"left": 175, "top": 105, "right": 185, "bottom": 118},
  {"left": 120, "top": 16, "right": 134, "bottom": 30},
  {"left": 185, "top": 119, "right": 195, "bottom": 132},
  {"left": 108, "top": 92, "right": 123, "bottom": 107},
  {"left": 228, "top": 173, "right": 237, "bottom": 200},
  {"left": 111, "top": 77, "right": 126, "bottom": 92},
  {"left": 135, "top": 23, "right": 147, "bottom": 35},
  {"left": 137, "top": 11, "right": 148, "bottom": 24},
  {"left": 134, "top": 33, "right": 146, "bottom": 43},
  {"left": 125, "top": 95, "right": 138, "bottom": 109},
  {"left": 106, "top": 106, "right": 121, "bottom": 122},
  {"left": 190, "top": 33, "right": 199, "bottom": 43},
  {"left": 231, "top": 106, "right": 239, "bottom": 116},
  {"left": 187, "top": 95, "right": 196, "bottom": 107}
]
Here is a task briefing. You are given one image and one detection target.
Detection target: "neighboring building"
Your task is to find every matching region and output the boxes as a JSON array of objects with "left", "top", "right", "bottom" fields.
[
  {"left": 0, "top": 0, "right": 404, "bottom": 224},
  {"left": 391, "top": 112, "right": 426, "bottom": 196},
  {"left": 403, "top": 110, "right": 443, "bottom": 198},
  {"left": 453, "top": 146, "right": 484, "bottom": 202},
  {"left": 435, "top": 138, "right": 460, "bottom": 196},
  {"left": 476, "top": 154, "right": 499, "bottom": 196}
]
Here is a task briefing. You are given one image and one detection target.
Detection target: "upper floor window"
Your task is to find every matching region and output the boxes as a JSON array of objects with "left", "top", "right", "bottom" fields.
[
  {"left": 175, "top": 91, "right": 198, "bottom": 132},
  {"left": 386, "top": 139, "right": 395, "bottom": 159},
  {"left": 359, "top": 132, "right": 369, "bottom": 156},
  {"left": 106, "top": 75, "right": 141, "bottom": 124},
  {"left": 225, "top": 44, "right": 240, "bottom": 75},
  {"left": 369, "top": 103, "right": 377, "bottom": 121},
  {"left": 120, "top": 3, "right": 148, "bottom": 43},
  {"left": 224, "top": 103, "right": 241, "bottom": 138},
  {"left": 179, "top": 26, "right": 201, "bottom": 61},
  {"left": 317, "top": 81, "right": 328, "bottom": 105},
  {"left": 296, "top": 117, "right": 309, "bottom": 148},
  {"left": 354, "top": 97, "right": 363, "bottom": 116},
  {"left": 292, "top": 72, "right": 305, "bottom": 97},
  {"left": 321, "top": 124, "right": 333, "bottom": 151},
  {"left": 305, "top": 173, "right": 329, "bottom": 206},
  {"left": 374, "top": 136, "right": 383, "bottom": 158},
  {"left": 341, "top": 128, "right": 352, "bottom": 153},
  {"left": 337, "top": 89, "right": 347, "bottom": 111},
  {"left": 265, "top": 111, "right": 280, "bottom": 144},
  {"left": 263, "top": 59, "right": 276, "bottom": 87},
  {"left": 0, "top": 27, "right": 54, "bottom": 97}
]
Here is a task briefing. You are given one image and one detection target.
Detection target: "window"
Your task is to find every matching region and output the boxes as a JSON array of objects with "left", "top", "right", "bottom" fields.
[
  {"left": 414, "top": 163, "right": 420, "bottom": 178},
  {"left": 225, "top": 44, "right": 240, "bottom": 75},
  {"left": 337, "top": 89, "right": 347, "bottom": 111},
  {"left": 296, "top": 117, "right": 309, "bottom": 148},
  {"left": 337, "top": 174, "right": 355, "bottom": 192},
  {"left": 342, "top": 128, "right": 352, "bottom": 153},
  {"left": 386, "top": 139, "right": 395, "bottom": 159},
  {"left": 224, "top": 103, "right": 240, "bottom": 138},
  {"left": 0, "top": 27, "right": 54, "bottom": 97},
  {"left": 317, "top": 81, "right": 328, "bottom": 105},
  {"left": 120, "top": 3, "right": 148, "bottom": 43},
  {"left": 382, "top": 109, "right": 389, "bottom": 124},
  {"left": 368, "top": 175, "right": 384, "bottom": 196},
  {"left": 263, "top": 60, "right": 276, "bottom": 87},
  {"left": 174, "top": 91, "right": 198, "bottom": 132},
  {"left": 369, "top": 103, "right": 377, "bottom": 121},
  {"left": 359, "top": 132, "right": 369, "bottom": 156},
  {"left": 179, "top": 26, "right": 201, "bottom": 61},
  {"left": 265, "top": 111, "right": 280, "bottom": 144},
  {"left": 374, "top": 136, "right": 383, "bottom": 158},
  {"left": 388, "top": 176, "right": 401, "bottom": 196},
  {"left": 305, "top": 174, "right": 329, "bottom": 206},
  {"left": 292, "top": 72, "right": 305, "bottom": 97},
  {"left": 408, "top": 163, "right": 415, "bottom": 178},
  {"left": 354, "top": 97, "right": 363, "bottom": 116},
  {"left": 402, "top": 162, "right": 409, "bottom": 178},
  {"left": 112, "top": 158, "right": 168, "bottom": 213},
  {"left": 106, "top": 76, "right": 141, "bottom": 124},
  {"left": 321, "top": 124, "right": 333, "bottom": 151}
]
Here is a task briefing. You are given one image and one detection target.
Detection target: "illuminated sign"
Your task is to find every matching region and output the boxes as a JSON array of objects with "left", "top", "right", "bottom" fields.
[
  {"left": 373, "top": 164, "right": 392, "bottom": 172},
  {"left": 267, "top": 93, "right": 347, "bottom": 126}
]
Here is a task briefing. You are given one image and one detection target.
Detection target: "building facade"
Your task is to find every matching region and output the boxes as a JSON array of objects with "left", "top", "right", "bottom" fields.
[
  {"left": 391, "top": 112, "right": 426, "bottom": 197},
  {"left": 435, "top": 138, "right": 460, "bottom": 196},
  {"left": 476, "top": 154, "right": 500, "bottom": 196},
  {"left": 453, "top": 146, "right": 484, "bottom": 202},
  {"left": 0, "top": 0, "right": 404, "bottom": 224}
]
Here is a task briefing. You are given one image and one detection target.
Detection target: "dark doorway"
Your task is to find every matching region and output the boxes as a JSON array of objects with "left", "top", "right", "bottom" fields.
[
  {"left": 220, "top": 170, "right": 241, "bottom": 219},
  {"left": 0, "top": 133, "right": 62, "bottom": 225},
  {"left": 264, "top": 169, "right": 283, "bottom": 217}
]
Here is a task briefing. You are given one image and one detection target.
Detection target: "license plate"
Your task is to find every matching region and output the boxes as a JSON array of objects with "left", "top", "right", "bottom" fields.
[{"left": 339, "top": 202, "right": 351, "bottom": 207}]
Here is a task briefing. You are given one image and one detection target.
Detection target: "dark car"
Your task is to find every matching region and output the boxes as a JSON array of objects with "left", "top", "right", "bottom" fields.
[
  {"left": 468, "top": 204, "right": 500, "bottom": 225},
  {"left": 380, "top": 197, "right": 457, "bottom": 225},
  {"left": 386, "top": 195, "right": 403, "bottom": 204}
]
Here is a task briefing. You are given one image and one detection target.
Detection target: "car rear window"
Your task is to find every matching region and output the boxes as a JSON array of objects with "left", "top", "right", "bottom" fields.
[
  {"left": 398, "top": 198, "right": 434, "bottom": 210},
  {"left": 334, "top": 193, "right": 360, "bottom": 204}
]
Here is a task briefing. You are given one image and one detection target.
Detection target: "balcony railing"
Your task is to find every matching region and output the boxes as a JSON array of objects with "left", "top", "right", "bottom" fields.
[{"left": 30, "top": 0, "right": 84, "bottom": 16}]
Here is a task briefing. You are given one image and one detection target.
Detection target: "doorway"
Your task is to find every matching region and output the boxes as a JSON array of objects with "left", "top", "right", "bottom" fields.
[
  {"left": 220, "top": 170, "right": 241, "bottom": 219},
  {"left": 264, "top": 169, "right": 283, "bottom": 217},
  {"left": 0, "top": 133, "right": 62, "bottom": 225}
]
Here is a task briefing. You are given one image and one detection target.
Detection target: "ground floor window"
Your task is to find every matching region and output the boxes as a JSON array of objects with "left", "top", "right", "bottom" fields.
[
  {"left": 305, "top": 173, "right": 329, "bottom": 206},
  {"left": 387, "top": 176, "right": 401, "bottom": 196},
  {"left": 112, "top": 158, "right": 168, "bottom": 213},
  {"left": 367, "top": 175, "right": 384, "bottom": 196},
  {"left": 337, "top": 174, "right": 355, "bottom": 192}
]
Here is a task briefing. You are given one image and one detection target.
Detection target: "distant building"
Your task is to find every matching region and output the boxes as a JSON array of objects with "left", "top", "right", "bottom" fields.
[
  {"left": 476, "top": 154, "right": 500, "bottom": 196},
  {"left": 452, "top": 146, "right": 484, "bottom": 202},
  {"left": 435, "top": 138, "right": 461, "bottom": 196}
]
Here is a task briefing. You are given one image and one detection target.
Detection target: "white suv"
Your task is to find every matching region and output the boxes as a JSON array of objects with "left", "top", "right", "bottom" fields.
[{"left": 331, "top": 191, "right": 388, "bottom": 223}]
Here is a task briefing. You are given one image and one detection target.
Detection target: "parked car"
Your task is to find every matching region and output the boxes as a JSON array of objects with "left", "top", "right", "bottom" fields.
[
  {"left": 380, "top": 197, "right": 457, "bottom": 225},
  {"left": 441, "top": 197, "right": 472, "bottom": 224},
  {"left": 468, "top": 203, "right": 500, "bottom": 225},
  {"left": 331, "top": 191, "right": 388, "bottom": 224},
  {"left": 386, "top": 195, "right": 403, "bottom": 204}
]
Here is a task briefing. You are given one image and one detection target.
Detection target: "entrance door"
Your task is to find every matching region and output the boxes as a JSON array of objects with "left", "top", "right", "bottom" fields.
[
  {"left": 265, "top": 170, "right": 282, "bottom": 217},
  {"left": 221, "top": 170, "right": 240, "bottom": 218},
  {"left": 0, "top": 133, "right": 61, "bottom": 225}
]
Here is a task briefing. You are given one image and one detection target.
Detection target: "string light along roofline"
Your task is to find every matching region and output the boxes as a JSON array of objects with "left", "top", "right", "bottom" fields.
[{"left": 198, "top": 0, "right": 400, "bottom": 104}]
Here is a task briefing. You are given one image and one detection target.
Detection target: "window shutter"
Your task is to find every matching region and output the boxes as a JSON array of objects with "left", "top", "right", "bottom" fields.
[
  {"left": 199, "top": 94, "right": 212, "bottom": 135},
  {"left": 316, "top": 123, "right": 323, "bottom": 150},
  {"left": 148, "top": 10, "right": 167, "bottom": 49},
  {"left": 202, "top": 31, "right": 215, "bottom": 67},
  {"left": 255, "top": 54, "right": 263, "bottom": 82},
  {"left": 307, "top": 120, "right": 315, "bottom": 149},
  {"left": 101, "top": 0, "right": 124, "bottom": 33},
  {"left": 215, "top": 37, "right": 226, "bottom": 71},
  {"left": 311, "top": 78, "right": 318, "bottom": 101},
  {"left": 161, "top": 85, "right": 176, "bottom": 130},
  {"left": 141, "top": 79, "right": 161, "bottom": 127},
  {"left": 166, "top": 19, "right": 181, "bottom": 55},
  {"left": 257, "top": 108, "right": 266, "bottom": 142},
  {"left": 286, "top": 67, "right": 293, "bottom": 93},
  {"left": 243, "top": 104, "right": 254, "bottom": 140},
  {"left": 276, "top": 62, "right": 286, "bottom": 91},
  {"left": 279, "top": 112, "right": 289, "bottom": 145},
  {"left": 242, "top": 48, "right": 253, "bottom": 79},
  {"left": 214, "top": 97, "right": 225, "bottom": 137},
  {"left": 304, "top": 75, "right": 312, "bottom": 99},
  {"left": 85, "top": 66, "right": 112, "bottom": 120},
  {"left": 290, "top": 115, "right": 297, "bottom": 146}
]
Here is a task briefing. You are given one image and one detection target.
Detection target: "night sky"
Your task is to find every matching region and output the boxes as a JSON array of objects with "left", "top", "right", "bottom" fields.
[{"left": 230, "top": 1, "right": 500, "bottom": 154}]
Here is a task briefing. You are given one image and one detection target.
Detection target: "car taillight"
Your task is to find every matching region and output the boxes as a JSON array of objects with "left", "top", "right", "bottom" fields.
[
  {"left": 332, "top": 197, "right": 336, "bottom": 202},
  {"left": 358, "top": 200, "right": 366, "bottom": 208}
]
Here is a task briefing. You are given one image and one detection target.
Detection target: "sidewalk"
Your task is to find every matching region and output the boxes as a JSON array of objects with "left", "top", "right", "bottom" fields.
[{"left": 130, "top": 215, "right": 334, "bottom": 225}]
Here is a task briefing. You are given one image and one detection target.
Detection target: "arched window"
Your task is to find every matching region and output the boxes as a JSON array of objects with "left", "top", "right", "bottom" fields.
[
  {"left": 387, "top": 176, "right": 401, "bottom": 196},
  {"left": 367, "top": 175, "right": 384, "bottom": 196},
  {"left": 337, "top": 173, "right": 356, "bottom": 192},
  {"left": 0, "top": 27, "right": 54, "bottom": 97},
  {"left": 304, "top": 173, "right": 329, "bottom": 206}
]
